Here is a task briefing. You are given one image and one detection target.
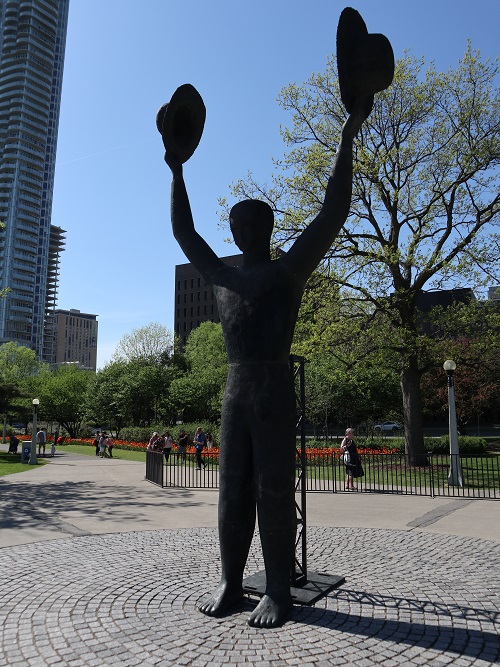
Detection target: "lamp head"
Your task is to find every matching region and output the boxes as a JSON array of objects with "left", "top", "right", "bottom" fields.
[
  {"left": 443, "top": 360, "right": 457, "bottom": 373},
  {"left": 32, "top": 398, "right": 40, "bottom": 406}
]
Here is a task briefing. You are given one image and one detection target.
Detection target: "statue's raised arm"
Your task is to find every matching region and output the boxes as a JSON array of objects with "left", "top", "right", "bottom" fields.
[
  {"left": 283, "top": 7, "right": 394, "bottom": 283},
  {"left": 157, "top": 84, "right": 223, "bottom": 284},
  {"left": 283, "top": 99, "right": 368, "bottom": 282}
]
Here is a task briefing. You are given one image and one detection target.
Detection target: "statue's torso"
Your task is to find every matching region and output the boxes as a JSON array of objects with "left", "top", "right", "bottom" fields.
[{"left": 212, "top": 260, "right": 304, "bottom": 364}]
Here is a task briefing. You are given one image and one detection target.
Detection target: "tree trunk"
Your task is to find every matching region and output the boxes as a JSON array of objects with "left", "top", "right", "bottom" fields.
[
  {"left": 62, "top": 422, "right": 78, "bottom": 439},
  {"left": 400, "top": 356, "right": 428, "bottom": 465}
]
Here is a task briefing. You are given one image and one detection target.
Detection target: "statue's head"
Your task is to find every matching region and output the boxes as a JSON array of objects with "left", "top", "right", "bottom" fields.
[{"left": 229, "top": 199, "right": 274, "bottom": 253}]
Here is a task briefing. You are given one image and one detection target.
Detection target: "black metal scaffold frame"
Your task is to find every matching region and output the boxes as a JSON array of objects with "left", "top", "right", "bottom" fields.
[{"left": 242, "top": 355, "right": 345, "bottom": 605}]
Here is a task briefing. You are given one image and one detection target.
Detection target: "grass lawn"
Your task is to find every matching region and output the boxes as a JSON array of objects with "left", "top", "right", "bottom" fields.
[
  {"left": 0, "top": 451, "right": 47, "bottom": 477},
  {"left": 57, "top": 444, "right": 147, "bottom": 462}
]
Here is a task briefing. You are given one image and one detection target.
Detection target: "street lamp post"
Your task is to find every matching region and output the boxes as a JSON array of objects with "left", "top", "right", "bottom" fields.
[
  {"left": 29, "top": 398, "right": 40, "bottom": 465},
  {"left": 443, "top": 360, "right": 464, "bottom": 487}
]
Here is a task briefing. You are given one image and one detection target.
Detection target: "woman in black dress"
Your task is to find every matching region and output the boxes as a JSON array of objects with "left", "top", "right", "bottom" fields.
[{"left": 341, "top": 427, "right": 359, "bottom": 490}]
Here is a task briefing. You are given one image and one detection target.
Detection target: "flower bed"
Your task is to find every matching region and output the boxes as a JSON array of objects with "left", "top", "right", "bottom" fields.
[{"left": 54, "top": 439, "right": 397, "bottom": 459}]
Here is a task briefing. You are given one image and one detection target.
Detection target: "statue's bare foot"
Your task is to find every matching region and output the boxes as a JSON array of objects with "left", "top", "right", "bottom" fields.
[
  {"left": 198, "top": 582, "right": 243, "bottom": 617},
  {"left": 248, "top": 594, "right": 292, "bottom": 628}
]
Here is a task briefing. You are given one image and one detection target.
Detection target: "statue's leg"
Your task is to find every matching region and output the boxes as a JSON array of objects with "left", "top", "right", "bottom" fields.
[
  {"left": 248, "top": 366, "right": 297, "bottom": 628},
  {"left": 198, "top": 370, "right": 255, "bottom": 617}
]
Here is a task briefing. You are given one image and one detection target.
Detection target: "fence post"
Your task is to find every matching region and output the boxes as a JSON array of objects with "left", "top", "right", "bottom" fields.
[{"left": 428, "top": 452, "right": 435, "bottom": 498}]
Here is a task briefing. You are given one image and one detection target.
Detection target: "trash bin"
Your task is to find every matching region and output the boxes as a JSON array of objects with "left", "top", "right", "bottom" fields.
[{"left": 22, "top": 445, "right": 31, "bottom": 463}]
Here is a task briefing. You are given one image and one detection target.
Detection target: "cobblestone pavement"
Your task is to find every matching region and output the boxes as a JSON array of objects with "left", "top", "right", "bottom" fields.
[{"left": 0, "top": 526, "right": 498, "bottom": 666}]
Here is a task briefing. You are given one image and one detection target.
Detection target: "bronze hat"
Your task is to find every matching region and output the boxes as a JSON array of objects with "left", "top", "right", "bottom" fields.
[
  {"left": 156, "top": 83, "right": 206, "bottom": 164},
  {"left": 336, "top": 8, "right": 394, "bottom": 117}
]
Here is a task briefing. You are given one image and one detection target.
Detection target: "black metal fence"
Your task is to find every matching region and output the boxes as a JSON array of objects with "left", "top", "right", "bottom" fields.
[
  {"left": 304, "top": 451, "right": 500, "bottom": 499},
  {"left": 146, "top": 450, "right": 500, "bottom": 499},
  {"left": 145, "top": 450, "right": 165, "bottom": 487}
]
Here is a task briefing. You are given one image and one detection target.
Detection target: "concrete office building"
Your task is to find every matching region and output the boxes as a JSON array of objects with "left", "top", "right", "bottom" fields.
[
  {"left": 0, "top": 0, "right": 70, "bottom": 360},
  {"left": 174, "top": 254, "right": 243, "bottom": 348},
  {"left": 53, "top": 308, "right": 98, "bottom": 371}
]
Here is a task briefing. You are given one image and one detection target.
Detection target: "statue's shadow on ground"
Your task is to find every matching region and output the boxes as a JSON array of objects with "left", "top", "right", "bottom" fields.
[
  {"left": 0, "top": 477, "right": 203, "bottom": 532},
  {"left": 207, "top": 588, "right": 498, "bottom": 662}
]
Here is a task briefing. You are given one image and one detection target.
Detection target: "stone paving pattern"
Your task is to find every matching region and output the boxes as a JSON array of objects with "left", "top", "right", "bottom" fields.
[{"left": 1, "top": 526, "right": 498, "bottom": 666}]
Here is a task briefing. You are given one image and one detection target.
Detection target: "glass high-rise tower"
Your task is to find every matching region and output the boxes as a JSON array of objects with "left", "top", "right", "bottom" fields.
[{"left": 0, "top": 0, "right": 69, "bottom": 361}]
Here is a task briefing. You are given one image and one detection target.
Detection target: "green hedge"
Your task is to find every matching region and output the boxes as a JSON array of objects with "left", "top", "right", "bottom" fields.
[
  {"left": 302, "top": 436, "right": 488, "bottom": 456},
  {"left": 430, "top": 436, "right": 488, "bottom": 456},
  {"left": 119, "top": 422, "right": 220, "bottom": 446}
]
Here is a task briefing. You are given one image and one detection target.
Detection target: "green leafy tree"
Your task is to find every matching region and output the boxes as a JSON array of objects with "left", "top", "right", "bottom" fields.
[
  {"left": 92, "top": 323, "right": 182, "bottom": 428},
  {"left": 85, "top": 361, "right": 133, "bottom": 435},
  {"left": 226, "top": 47, "right": 500, "bottom": 462},
  {"left": 37, "top": 365, "right": 94, "bottom": 437},
  {"left": 112, "top": 322, "right": 174, "bottom": 364},
  {"left": 168, "top": 322, "right": 228, "bottom": 422},
  {"left": 0, "top": 343, "right": 49, "bottom": 428},
  {"left": 421, "top": 308, "right": 500, "bottom": 431},
  {"left": 0, "top": 342, "right": 43, "bottom": 383},
  {"left": 0, "top": 383, "right": 22, "bottom": 417}
]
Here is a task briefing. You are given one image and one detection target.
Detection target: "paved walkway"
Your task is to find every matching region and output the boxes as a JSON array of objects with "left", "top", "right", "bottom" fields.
[{"left": 0, "top": 449, "right": 499, "bottom": 666}]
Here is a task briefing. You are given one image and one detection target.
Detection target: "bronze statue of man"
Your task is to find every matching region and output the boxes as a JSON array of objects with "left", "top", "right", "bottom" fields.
[{"left": 158, "top": 8, "right": 393, "bottom": 629}]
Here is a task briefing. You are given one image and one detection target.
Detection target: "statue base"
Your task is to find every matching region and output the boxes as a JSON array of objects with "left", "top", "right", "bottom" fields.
[{"left": 242, "top": 570, "right": 345, "bottom": 606}]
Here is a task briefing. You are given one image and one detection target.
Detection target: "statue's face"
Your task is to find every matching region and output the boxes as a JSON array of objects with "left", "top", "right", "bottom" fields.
[
  {"left": 229, "top": 200, "right": 273, "bottom": 253},
  {"left": 230, "top": 216, "right": 255, "bottom": 252}
]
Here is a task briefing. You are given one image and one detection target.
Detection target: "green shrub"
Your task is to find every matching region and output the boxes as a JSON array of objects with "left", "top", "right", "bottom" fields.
[
  {"left": 119, "top": 426, "right": 162, "bottom": 443},
  {"left": 426, "top": 436, "right": 488, "bottom": 456},
  {"left": 119, "top": 421, "right": 220, "bottom": 446},
  {"left": 169, "top": 422, "right": 220, "bottom": 446}
]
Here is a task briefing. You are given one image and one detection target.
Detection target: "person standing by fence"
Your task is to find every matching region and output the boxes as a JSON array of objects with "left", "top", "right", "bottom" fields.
[
  {"left": 341, "top": 428, "right": 363, "bottom": 490},
  {"left": 194, "top": 427, "right": 207, "bottom": 470},
  {"left": 163, "top": 432, "right": 173, "bottom": 463},
  {"left": 177, "top": 429, "right": 188, "bottom": 462}
]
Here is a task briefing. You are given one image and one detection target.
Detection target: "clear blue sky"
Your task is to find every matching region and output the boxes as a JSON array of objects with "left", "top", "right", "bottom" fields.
[{"left": 51, "top": 0, "right": 500, "bottom": 368}]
